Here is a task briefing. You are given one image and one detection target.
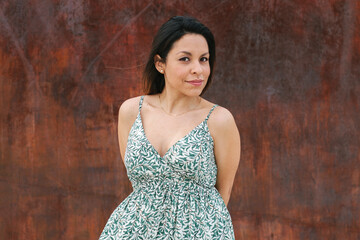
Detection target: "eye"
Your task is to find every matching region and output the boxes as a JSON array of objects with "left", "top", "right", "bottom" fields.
[
  {"left": 179, "top": 57, "right": 190, "bottom": 62},
  {"left": 200, "top": 57, "right": 208, "bottom": 62}
]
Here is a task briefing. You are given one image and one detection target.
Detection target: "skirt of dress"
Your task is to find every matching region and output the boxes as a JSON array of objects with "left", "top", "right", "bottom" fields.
[{"left": 99, "top": 178, "right": 235, "bottom": 239}]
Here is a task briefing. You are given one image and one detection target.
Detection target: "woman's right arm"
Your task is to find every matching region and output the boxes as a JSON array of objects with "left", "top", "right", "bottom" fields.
[{"left": 117, "top": 97, "right": 141, "bottom": 162}]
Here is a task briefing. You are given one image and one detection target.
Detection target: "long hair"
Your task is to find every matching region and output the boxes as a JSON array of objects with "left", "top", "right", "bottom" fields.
[{"left": 142, "top": 16, "right": 216, "bottom": 95}]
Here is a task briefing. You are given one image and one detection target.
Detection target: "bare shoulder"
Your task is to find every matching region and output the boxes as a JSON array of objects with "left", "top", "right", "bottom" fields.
[
  {"left": 118, "top": 96, "right": 142, "bottom": 124},
  {"left": 207, "top": 105, "right": 238, "bottom": 136},
  {"left": 209, "top": 105, "right": 236, "bottom": 126}
]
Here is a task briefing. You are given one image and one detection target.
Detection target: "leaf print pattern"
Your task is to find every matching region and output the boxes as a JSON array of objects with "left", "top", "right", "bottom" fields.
[{"left": 99, "top": 96, "right": 235, "bottom": 239}]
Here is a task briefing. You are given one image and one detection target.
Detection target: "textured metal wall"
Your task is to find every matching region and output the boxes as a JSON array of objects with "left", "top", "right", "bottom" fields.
[{"left": 1, "top": 0, "right": 359, "bottom": 239}]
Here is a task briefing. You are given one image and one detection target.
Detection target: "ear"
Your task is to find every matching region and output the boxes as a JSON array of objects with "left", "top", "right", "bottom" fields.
[{"left": 154, "top": 54, "right": 165, "bottom": 74}]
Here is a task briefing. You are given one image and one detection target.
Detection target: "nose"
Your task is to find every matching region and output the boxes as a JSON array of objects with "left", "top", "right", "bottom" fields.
[{"left": 191, "top": 60, "right": 203, "bottom": 74}]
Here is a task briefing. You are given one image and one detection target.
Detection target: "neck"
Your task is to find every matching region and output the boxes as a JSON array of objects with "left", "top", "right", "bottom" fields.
[{"left": 158, "top": 89, "right": 201, "bottom": 116}]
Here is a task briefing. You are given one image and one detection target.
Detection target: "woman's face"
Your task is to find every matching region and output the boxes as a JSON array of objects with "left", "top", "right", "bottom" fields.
[{"left": 158, "top": 33, "right": 210, "bottom": 97}]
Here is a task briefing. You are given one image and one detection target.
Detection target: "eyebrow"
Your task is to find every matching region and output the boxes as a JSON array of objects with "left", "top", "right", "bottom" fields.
[{"left": 176, "top": 51, "right": 209, "bottom": 56}]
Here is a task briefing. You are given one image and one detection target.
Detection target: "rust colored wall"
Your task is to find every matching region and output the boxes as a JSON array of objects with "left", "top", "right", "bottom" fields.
[{"left": 1, "top": 0, "right": 359, "bottom": 239}]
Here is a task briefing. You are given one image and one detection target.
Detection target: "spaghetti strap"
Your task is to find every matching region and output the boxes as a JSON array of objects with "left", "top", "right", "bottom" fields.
[
  {"left": 205, "top": 104, "right": 218, "bottom": 122},
  {"left": 138, "top": 95, "right": 144, "bottom": 111}
]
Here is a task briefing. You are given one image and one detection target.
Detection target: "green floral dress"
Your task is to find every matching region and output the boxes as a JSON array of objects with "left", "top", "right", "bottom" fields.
[{"left": 99, "top": 96, "right": 235, "bottom": 239}]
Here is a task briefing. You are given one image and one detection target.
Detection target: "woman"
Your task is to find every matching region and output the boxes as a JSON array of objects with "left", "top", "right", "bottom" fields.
[{"left": 100, "top": 16, "right": 241, "bottom": 239}]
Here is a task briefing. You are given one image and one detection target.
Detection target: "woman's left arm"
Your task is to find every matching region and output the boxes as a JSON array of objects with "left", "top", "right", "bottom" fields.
[{"left": 209, "top": 107, "right": 241, "bottom": 206}]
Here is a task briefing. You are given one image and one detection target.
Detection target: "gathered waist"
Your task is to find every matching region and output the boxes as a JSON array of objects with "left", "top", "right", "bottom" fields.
[{"left": 132, "top": 175, "right": 215, "bottom": 195}]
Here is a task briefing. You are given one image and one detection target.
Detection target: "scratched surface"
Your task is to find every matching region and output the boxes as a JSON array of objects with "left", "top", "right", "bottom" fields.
[{"left": 0, "top": 0, "right": 359, "bottom": 239}]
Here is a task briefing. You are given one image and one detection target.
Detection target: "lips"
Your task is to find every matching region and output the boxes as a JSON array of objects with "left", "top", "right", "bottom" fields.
[{"left": 186, "top": 79, "right": 204, "bottom": 86}]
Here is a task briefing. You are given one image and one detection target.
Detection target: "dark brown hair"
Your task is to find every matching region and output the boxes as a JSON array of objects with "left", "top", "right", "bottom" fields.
[{"left": 142, "top": 16, "right": 216, "bottom": 95}]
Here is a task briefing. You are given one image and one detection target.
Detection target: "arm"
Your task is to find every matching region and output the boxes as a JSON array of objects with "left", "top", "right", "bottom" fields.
[
  {"left": 209, "top": 107, "right": 241, "bottom": 206},
  {"left": 117, "top": 97, "right": 141, "bottom": 162}
]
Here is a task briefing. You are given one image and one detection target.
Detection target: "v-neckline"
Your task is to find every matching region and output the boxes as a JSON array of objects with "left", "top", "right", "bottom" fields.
[{"left": 138, "top": 112, "right": 207, "bottom": 159}]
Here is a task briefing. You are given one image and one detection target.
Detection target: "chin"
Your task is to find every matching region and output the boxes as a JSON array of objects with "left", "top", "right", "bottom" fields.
[{"left": 185, "top": 89, "right": 204, "bottom": 97}]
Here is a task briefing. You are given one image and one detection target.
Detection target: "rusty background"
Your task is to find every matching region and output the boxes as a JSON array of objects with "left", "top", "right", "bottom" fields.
[{"left": 1, "top": 0, "right": 359, "bottom": 239}]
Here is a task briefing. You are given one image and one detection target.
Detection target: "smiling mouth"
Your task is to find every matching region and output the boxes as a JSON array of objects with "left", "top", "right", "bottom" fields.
[{"left": 186, "top": 80, "right": 203, "bottom": 86}]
